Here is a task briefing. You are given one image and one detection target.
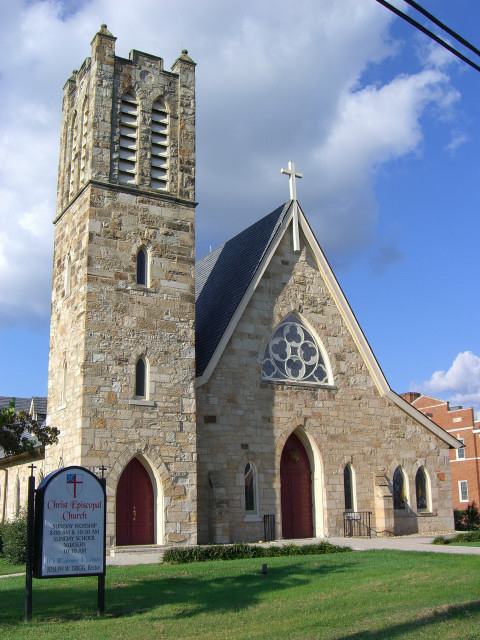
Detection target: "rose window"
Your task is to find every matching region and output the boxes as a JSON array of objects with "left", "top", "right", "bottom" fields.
[{"left": 262, "top": 313, "right": 329, "bottom": 384}]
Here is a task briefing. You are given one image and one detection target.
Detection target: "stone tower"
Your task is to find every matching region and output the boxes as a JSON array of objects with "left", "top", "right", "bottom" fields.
[{"left": 46, "top": 26, "right": 197, "bottom": 546}]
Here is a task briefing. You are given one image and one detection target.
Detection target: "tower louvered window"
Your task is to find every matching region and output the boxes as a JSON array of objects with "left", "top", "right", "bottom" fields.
[
  {"left": 119, "top": 92, "right": 138, "bottom": 184},
  {"left": 150, "top": 99, "right": 168, "bottom": 190},
  {"left": 69, "top": 112, "right": 78, "bottom": 199},
  {"left": 80, "top": 97, "right": 88, "bottom": 185}
]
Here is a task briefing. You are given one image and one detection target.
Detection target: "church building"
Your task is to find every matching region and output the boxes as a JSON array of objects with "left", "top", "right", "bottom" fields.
[{"left": 0, "top": 27, "right": 460, "bottom": 547}]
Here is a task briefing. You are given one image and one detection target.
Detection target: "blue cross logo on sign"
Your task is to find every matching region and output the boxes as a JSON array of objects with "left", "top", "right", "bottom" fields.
[{"left": 66, "top": 473, "right": 83, "bottom": 498}]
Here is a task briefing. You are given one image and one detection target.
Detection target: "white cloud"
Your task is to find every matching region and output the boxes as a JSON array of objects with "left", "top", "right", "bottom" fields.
[
  {"left": 0, "top": 0, "right": 466, "bottom": 326},
  {"left": 420, "top": 352, "right": 480, "bottom": 413}
]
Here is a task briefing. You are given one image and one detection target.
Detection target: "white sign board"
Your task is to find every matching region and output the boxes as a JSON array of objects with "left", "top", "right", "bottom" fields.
[{"left": 34, "top": 466, "right": 106, "bottom": 578}]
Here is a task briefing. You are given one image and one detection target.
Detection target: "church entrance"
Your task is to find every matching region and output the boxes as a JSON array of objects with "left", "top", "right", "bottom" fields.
[
  {"left": 116, "top": 457, "right": 154, "bottom": 546},
  {"left": 281, "top": 433, "right": 313, "bottom": 538}
]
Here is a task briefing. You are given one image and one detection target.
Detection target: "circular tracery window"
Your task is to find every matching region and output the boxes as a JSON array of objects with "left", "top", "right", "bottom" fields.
[{"left": 262, "top": 314, "right": 328, "bottom": 384}]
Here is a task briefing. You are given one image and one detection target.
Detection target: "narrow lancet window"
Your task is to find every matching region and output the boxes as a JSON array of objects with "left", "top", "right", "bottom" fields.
[
  {"left": 135, "top": 357, "right": 146, "bottom": 398},
  {"left": 415, "top": 467, "right": 429, "bottom": 511},
  {"left": 393, "top": 467, "right": 406, "bottom": 510},
  {"left": 344, "top": 464, "right": 355, "bottom": 511},
  {"left": 136, "top": 247, "right": 147, "bottom": 286},
  {"left": 244, "top": 462, "right": 256, "bottom": 513},
  {"left": 80, "top": 96, "right": 88, "bottom": 185}
]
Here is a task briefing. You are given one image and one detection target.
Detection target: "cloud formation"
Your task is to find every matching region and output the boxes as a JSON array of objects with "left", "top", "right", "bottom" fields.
[
  {"left": 0, "top": 0, "right": 466, "bottom": 328},
  {"left": 420, "top": 351, "right": 480, "bottom": 414}
]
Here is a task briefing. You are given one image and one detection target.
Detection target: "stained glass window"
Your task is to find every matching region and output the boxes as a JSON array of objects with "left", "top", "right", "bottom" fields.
[
  {"left": 393, "top": 467, "right": 406, "bottom": 510},
  {"left": 244, "top": 462, "right": 255, "bottom": 512},
  {"left": 344, "top": 465, "right": 354, "bottom": 511},
  {"left": 262, "top": 313, "right": 329, "bottom": 384},
  {"left": 415, "top": 467, "right": 428, "bottom": 511}
]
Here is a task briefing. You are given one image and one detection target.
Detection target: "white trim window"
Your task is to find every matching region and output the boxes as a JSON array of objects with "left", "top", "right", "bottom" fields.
[
  {"left": 457, "top": 438, "right": 466, "bottom": 459},
  {"left": 459, "top": 480, "right": 469, "bottom": 503}
]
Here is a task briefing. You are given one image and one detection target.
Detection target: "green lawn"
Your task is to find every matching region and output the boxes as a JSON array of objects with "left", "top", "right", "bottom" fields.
[
  {"left": 0, "top": 558, "right": 24, "bottom": 576},
  {"left": 1, "top": 551, "right": 479, "bottom": 640}
]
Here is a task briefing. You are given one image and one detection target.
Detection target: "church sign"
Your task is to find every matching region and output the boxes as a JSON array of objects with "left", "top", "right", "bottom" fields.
[{"left": 33, "top": 466, "right": 106, "bottom": 578}]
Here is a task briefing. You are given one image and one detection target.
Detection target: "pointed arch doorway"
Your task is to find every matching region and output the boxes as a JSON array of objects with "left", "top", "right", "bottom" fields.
[
  {"left": 281, "top": 432, "right": 313, "bottom": 539},
  {"left": 116, "top": 457, "right": 154, "bottom": 546}
]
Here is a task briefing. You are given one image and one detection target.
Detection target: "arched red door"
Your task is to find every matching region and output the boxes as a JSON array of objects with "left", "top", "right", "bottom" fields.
[
  {"left": 281, "top": 433, "right": 313, "bottom": 539},
  {"left": 116, "top": 458, "right": 154, "bottom": 546}
]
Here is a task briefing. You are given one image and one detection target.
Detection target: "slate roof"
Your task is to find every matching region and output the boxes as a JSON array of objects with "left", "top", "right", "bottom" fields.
[{"left": 195, "top": 202, "right": 290, "bottom": 378}]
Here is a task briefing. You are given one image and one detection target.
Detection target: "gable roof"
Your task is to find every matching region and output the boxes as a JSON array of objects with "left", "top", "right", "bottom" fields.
[
  {"left": 194, "top": 200, "right": 460, "bottom": 449},
  {"left": 195, "top": 202, "right": 289, "bottom": 378}
]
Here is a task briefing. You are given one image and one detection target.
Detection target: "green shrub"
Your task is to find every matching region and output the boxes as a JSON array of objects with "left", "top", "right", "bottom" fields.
[
  {"left": 432, "top": 535, "right": 448, "bottom": 545},
  {"left": 2, "top": 510, "right": 28, "bottom": 564},
  {"left": 455, "top": 501, "right": 480, "bottom": 531},
  {"left": 163, "top": 541, "right": 351, "bottom": 564}
]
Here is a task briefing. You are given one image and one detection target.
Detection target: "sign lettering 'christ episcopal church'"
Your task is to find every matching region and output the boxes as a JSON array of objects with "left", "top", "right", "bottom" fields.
[{"left": 34, "top": 466, "right": 106, "bottom": 578}]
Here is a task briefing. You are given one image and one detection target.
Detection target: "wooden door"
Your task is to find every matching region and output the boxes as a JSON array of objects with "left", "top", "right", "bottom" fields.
[
  {"left": 281, "top": 433, "right": 313, "bottom": 538},
  {"left": 116, "top": 458, "right": 154, "bottom": 546}
]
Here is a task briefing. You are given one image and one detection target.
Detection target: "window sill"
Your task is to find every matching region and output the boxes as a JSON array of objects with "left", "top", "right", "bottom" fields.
[
  {"left": 129, "top": 399, "right": 155, "bottom": 407},
  {"left": 417, "top": 511, "right": 437, "bottom": 517},
  {"left": 243, "top": 514, "right": 262, "bottom": 522},
  {"left": 127, "top": 285, "right": 154, "bottom": 293}
]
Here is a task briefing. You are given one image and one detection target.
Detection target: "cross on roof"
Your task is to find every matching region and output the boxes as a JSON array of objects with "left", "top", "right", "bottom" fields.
[{"left": 281, "top": 161, "right": 303, "bottom": 252}]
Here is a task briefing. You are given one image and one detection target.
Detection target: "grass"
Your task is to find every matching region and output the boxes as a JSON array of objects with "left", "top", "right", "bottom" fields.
[
  {"left": 433, "top": 531, "right": 480, "bottom": 547},
  {"left": 0, "top": 550, "right": 479, "bottom": 639},
  {"left": 0, "top": 558, "right": 25, "bottom": 576}
]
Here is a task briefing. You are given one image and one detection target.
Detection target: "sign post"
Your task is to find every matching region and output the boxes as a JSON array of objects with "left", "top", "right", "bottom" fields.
[{"left": 30, "top": 465, "right": 106, "bottom": 617}]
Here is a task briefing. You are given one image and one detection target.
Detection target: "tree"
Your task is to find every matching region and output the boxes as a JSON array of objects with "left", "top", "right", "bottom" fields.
[{"left": 0, "top": 399, "right": 59, "bottom": 457}]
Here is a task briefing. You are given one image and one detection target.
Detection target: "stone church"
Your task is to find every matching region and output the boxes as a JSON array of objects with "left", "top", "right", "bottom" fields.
[{"left": 0, "top": 27, "right": 460, "bottom": 547}]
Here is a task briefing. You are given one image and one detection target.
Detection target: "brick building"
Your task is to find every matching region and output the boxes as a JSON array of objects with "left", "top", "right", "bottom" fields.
[
  {"left": 401, "top": 393, "right": 480, "bottom": 510},
  {"left": 0, "top": 28, "right": 460, "bottom": 546}
]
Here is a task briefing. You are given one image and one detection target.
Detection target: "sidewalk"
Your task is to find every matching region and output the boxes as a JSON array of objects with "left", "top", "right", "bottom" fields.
[{"left": 106, "top": 533, "right": 480, "bottom": 566}]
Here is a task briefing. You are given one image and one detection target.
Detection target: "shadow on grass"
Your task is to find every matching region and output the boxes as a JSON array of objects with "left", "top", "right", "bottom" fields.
[
  {"left": 338, "top": 600, "right": 480, "bottom": 640},
  {"left": 0, "top": 557, "right": 351, "bottom": 625}
]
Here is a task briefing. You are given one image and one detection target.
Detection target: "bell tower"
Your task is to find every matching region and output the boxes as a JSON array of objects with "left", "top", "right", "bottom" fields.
[{"left": 47, "top": 26, "right": 197, "bottom": 546}]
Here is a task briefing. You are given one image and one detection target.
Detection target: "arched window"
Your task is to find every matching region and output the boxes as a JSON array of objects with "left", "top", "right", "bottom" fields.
[
  {"left": 344, "top": 464, "right": 355, "bottom": 512},
  {"left": 244, "top": 462, "right": 257, "bottom": 514},
  {"left": 261, "top": 313, "right": 330, "bottom": 384},
  {"left": 415, "top": 467, "right": 429, "bottom": 511},
  {"left": 136, "top": 247, "right": 148, "bottom": 286},
  {"left": 393, "top": 467, "right": 407, "bottom": 510},
  {"left": 118, "top": 91, "right": 138, "bottom": 184},
  {"left": 135, "top": 356, "right": 147, "bottom": 398},
  {"left": 150, "top": 98, "right": 168, "bottom": 190}
]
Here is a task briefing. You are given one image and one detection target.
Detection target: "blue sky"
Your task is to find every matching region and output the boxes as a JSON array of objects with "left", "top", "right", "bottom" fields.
[{"left": 0, "top": 0, "right": 479, "bottom": 415}]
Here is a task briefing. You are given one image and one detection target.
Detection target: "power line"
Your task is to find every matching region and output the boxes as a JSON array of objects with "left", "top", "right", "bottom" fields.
[
  {"left": 374, "top": 0, "right": 480, "bottom": 73},
  {"left": 402, "top": 0, "right": 480, "bottom": 59}
]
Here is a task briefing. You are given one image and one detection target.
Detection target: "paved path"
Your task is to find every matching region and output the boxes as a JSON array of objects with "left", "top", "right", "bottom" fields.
[
  {"left": 2, "top": 534, "right": 478, "bottom": 577},
  {"left": 106, "top": 533, "right": 480, "bottom": 566}
]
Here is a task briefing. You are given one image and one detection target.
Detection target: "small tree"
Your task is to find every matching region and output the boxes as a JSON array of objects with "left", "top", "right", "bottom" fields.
[{"left": 0, "top": 399, "right": 59, "bottom": 457}]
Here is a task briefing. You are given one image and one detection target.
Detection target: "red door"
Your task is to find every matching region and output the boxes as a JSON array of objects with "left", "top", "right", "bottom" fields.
[
  {"left": 116, "top": 458, "right": 154, "bottom": 545},
  {"left": 281, "top": 433, "right": 313, "bottom": 539}
]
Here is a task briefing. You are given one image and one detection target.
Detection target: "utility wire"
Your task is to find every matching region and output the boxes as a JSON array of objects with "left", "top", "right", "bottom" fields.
[
  {"left": 374, "top": 0, "right": 480, "bottom": 73},
  {"left": 402, "top": 0, "right": 480, "bottom": 59}
]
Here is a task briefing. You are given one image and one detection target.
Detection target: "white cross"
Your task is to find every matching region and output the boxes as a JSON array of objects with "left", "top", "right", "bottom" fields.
[{"left": 281, "top": 161, "right": 303, "bottom": 252}]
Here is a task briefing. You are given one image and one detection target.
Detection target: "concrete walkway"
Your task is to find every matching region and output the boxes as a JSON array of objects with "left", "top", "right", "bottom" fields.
[
  {"left": 106, "top": 533, "right": 480, "bottom": 566},
  {"left": 1, "top": 534, "right": 478, "bottom": 577}
]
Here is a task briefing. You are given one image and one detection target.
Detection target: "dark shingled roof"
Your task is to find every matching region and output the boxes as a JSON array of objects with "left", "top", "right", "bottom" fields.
[{"left": 195, "top": 202, "right": 290, "bottom": 377}]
